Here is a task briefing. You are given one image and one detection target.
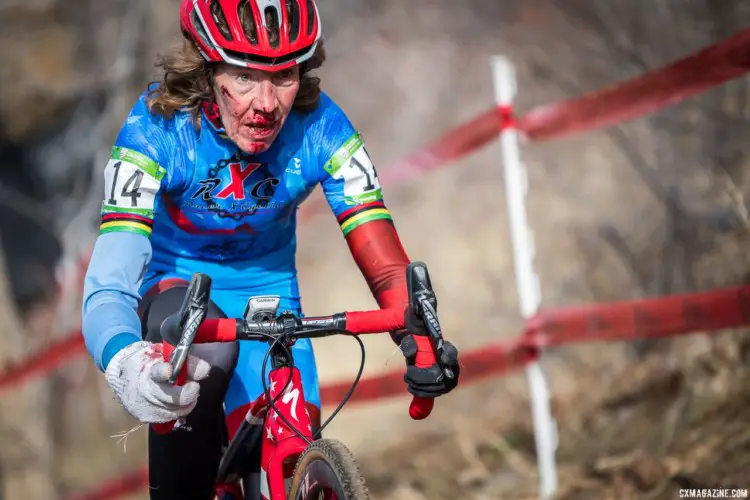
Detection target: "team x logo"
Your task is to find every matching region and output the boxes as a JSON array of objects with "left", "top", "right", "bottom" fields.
[{"left": 193, "top": 161, "right": 279, "bottom": 202}]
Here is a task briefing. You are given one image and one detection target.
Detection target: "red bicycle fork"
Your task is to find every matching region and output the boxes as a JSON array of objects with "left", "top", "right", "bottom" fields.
[{"left": 232, "top": 365, "right": 314, "bottom": 500}]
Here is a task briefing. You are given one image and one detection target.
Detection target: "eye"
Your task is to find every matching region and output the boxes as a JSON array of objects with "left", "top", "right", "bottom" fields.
[
  {"left": 274, "top": 68, "right": 297, "bottom": 83},
  {"left": 239, "top": 74, "right": 250, "bottom": 82}
]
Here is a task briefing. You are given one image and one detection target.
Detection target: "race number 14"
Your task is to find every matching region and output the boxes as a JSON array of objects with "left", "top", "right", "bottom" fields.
[
  {"left": 103, "top": 156, "right": 160, "bottom": 211},
  {"left": 108, "top": 161, "right": 144, "bottom": 207}
]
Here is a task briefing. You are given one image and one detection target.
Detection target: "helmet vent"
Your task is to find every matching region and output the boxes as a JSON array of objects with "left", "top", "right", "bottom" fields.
[
  {"left": 286, "top": 0, "right": 300, "bottom": 43},
  {"left": 237, "top": 0, "right": 259, "bottom": 45},
  {"left": 264, "top": 6, "right": 280, "bottom": 49},
  {"left": 209, "top": 0, "right": 233, "bottom": 41},
  {"left": 191, "top": 10, "right": 213, "bottom": 48},
  {"left": 306, "top": 0, "right": 315, "bottom": 36}
]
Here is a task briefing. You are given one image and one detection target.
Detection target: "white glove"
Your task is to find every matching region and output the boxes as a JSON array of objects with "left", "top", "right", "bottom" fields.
[{"left": 104, "top": 340, "right": 211, "bottom": 424}]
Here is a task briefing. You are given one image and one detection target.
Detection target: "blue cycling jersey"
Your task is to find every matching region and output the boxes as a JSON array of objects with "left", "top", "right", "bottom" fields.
[{"left": 81, "top": 87, "right": 392, "bottom": 378}]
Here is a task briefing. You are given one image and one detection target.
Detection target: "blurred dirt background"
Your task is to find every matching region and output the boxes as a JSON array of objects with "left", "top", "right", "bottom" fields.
[{"left": 1, "top": 0, "right": 750, "bottom": 499}]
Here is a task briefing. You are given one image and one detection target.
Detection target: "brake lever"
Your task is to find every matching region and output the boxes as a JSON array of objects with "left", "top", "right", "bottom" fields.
[
  {"left": 152, "top": 274, "right": 213, "bottom": 435},
  {"left": 167, "top": 273, "right": 212, "bottom": 383},
  {"left": 406, "top": 262, "right": 455, "bottom": 381},
  {"left": 416, "top": 297, "right": 455, "bottom": 381}
]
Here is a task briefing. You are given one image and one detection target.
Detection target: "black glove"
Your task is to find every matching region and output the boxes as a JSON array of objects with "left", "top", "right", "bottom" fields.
[{"left": 399, "top": 334, "right": 460, "bottom": 399}]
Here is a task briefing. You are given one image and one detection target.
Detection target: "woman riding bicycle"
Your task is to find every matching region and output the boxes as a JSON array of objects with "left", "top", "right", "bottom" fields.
[{"left": 82, "top": 1, "right": 460, "bottom": 498}]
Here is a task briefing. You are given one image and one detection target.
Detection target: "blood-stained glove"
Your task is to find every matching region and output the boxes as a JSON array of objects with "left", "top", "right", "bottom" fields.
[
  {"left": 399, "top": 334, "right": 460, "bottom": 398},
  {"left": 104, "top": 341, "right": 210, "bottom": 423}
]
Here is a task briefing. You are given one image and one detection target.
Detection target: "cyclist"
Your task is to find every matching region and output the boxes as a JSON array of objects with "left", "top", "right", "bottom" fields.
[{"left": 82, "top": 1, "right": 461, "bottom": 498}]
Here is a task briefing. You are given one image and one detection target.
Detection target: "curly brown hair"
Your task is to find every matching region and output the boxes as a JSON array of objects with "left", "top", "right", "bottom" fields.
[{"left": 145, "top": 36, "right": 325, "bottom": 126}]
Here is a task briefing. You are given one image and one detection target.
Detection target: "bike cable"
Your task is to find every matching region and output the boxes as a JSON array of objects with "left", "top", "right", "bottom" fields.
[
  {"left": 314, "top": 331, "right": 366, "bottom": 440},
  {"left": 261, "top": 331, "right": 312, "bottom": 444},
  {"left": 259, "top": 328, "right": 367, "bottom": 444}
]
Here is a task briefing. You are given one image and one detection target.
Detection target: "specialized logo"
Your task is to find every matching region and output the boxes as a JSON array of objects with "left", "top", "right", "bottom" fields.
[
  {"left": 280, "top": 384, "right": 301, "bottom": 422},
  {"left": 299, "top": 470, "right": 319, "bottom": 499}
]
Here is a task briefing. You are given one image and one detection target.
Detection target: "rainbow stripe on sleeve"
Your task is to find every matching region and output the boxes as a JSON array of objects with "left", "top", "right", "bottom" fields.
[
  {"left": 337, "top": 200, "right": 393, "bottom": 236},
  {"left": 99, "top": 205, "right": 154, "bottom": 238}
]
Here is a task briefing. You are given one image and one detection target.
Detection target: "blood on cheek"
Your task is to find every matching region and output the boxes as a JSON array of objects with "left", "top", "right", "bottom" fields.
[
  {"left": 220, "top": 85, "right": 235, "bottom": 101},
  {"left": 220, "top": 85, "right": 246, "bottom": 119}
]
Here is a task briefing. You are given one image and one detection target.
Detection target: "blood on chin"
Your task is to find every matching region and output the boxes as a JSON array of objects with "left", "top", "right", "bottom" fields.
[
  {"left": 235, "top": 135, "right": 273, "bottom": 154},
  {"left": 224, "top": 125, "right": 273, "bottom": 153}
]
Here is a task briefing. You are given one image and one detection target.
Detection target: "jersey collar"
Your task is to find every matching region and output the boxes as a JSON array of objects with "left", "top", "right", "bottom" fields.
[{"left": 201, "top": 100, "right": 228, "bottom": 137}]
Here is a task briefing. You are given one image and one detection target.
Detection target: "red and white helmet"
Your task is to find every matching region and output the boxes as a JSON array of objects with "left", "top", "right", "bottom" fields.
[{"left": 180, "top": 0, "right": 322, "bottom": 72}]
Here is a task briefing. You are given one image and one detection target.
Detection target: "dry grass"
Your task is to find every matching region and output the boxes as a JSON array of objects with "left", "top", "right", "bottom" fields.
[{"left": 355, "top": 331, "right": 750, "bottom": 500}]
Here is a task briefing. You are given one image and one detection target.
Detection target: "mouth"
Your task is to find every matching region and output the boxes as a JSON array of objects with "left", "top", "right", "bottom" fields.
[{"left": 243, "top": 118, "right": 278, "bottom": 139}]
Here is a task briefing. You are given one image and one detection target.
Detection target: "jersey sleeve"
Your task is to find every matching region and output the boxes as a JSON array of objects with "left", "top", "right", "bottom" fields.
[
  {"left": 315, "top": 95, "right": 393, "bottom": 236},
  {"left": 99, "top": 90, "right": 182, "bottom": 237},
  {"left": 82, "top": 91, "right": 178, "bottom": 371}
]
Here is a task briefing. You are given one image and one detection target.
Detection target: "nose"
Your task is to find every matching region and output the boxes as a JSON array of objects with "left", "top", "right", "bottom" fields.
[{"left": 254, "top": 79, "right": 276, "bottom": 114}]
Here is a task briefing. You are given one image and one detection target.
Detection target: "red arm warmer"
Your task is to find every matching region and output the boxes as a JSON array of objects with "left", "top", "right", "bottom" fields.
[
  {"left": 344, "top": 219, "right": 437, "bottom": 368},
  {"left": 345, "top": 219, "right": 440, "bottom": 418},
  {"left": 344, "top": 219, "right": 410, "bottom": 316}
]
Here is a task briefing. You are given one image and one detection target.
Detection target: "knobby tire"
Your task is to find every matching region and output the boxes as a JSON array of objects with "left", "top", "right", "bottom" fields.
[{"left": 287, "top": 438, "right": 370, "bottom": 500}]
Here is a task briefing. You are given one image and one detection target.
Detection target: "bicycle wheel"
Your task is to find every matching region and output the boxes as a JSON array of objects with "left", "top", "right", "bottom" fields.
[{"left": 287, "top": 438, "right": 370, "bottom": 500}]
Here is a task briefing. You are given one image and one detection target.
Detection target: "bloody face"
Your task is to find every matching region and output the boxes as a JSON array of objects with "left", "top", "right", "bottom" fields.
[{"left": 212, "top": 64, "right": 300, "bottom": 154}]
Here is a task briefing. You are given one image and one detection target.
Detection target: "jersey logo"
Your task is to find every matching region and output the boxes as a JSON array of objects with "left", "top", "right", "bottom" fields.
[
  {"left": 191, "top": 159, "right": 280, "bottom": 205},
  {"left": 215, "top": 162, "right": 262, "bottom": 200},
  {"left": 188, "top": 157, "right": 284, "bottom": 223},
  {"left": 193, "top": 178, "right": 221, "bottom": 201}
]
